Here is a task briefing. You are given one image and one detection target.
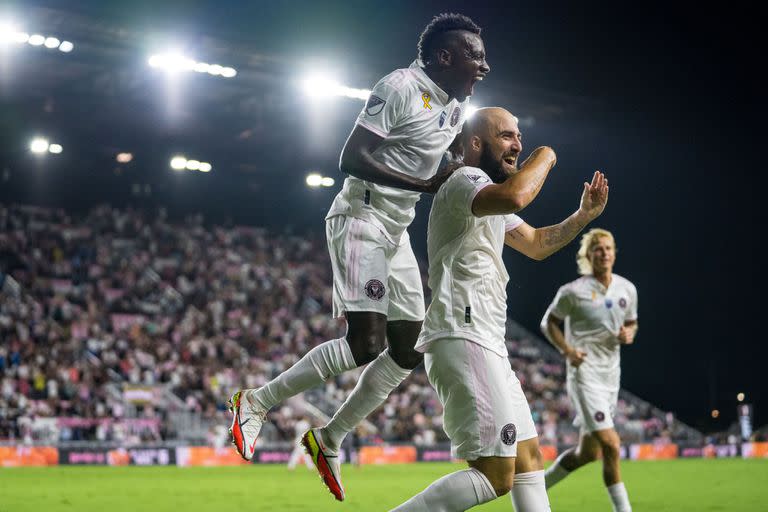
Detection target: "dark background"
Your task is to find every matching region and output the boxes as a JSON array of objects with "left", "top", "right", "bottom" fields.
[{"left": 0, "top": 0, "right": 763, "bottom": 433}]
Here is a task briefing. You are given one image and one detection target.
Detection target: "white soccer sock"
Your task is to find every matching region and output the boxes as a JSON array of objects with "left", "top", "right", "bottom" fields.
[
  {"left": 249, "top": 337, "right": 356, "bottom": 411},
  {"left": 544, "top": 447, "right": 573, "bottom": 489},
  {"left": 390, "top": 468, "right": 497, "bottom": 511},
  {"left": 607, "top": 482, "right": 632, "bottom": 512},
  {"left": 511, "top": 470, "right": 551, "bottom": 512},
  {"left": 321, "top": 348, "right": 411, "bottom": 451}
]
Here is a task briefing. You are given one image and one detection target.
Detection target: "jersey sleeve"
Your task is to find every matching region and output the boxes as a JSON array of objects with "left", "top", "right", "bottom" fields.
[
  {"left": 503, "top": 213, "right": 524, "bottom": 232},
  {"left": 442, "top": 168, "right": 493, "bottom": 218},
  {"left": 355, "top": 77, "right": 407, "bottom": 138},
  {"left": 625, "top": 282, "right": 638, "bottom": 322},
  {"left": 547, "top": 284, "right": 574, "bottom": 320}
]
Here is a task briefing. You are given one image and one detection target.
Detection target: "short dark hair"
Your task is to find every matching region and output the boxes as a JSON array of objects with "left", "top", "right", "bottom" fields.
[{"left": 418, "top": 13, "right": 481, "bottom": 63}]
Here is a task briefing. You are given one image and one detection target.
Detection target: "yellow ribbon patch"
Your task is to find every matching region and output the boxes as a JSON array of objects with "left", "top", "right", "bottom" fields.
[{"left": 421, "top": 92, "right": 432, "bottom": 110}]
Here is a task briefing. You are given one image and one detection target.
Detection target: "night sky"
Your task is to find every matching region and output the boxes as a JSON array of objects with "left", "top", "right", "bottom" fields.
[{"left": 2, "top": 0, "right": 763, "bottom": 433}]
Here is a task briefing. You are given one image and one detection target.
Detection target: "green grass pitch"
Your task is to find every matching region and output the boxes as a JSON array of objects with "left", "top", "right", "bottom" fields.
[{"left": 1, "top": 460, "right": 766, "bottom": 511}]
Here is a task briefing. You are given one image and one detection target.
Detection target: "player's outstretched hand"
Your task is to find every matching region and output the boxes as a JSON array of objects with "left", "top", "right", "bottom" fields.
[
  {"left": 617, "top": 326, "right": 635, "bottom": 345},
  {"left": 565, "top": 347, "right": 587, "bottom": 367},
  {"left": 578, "top": 171, "right": 609, "bottom": 220}
]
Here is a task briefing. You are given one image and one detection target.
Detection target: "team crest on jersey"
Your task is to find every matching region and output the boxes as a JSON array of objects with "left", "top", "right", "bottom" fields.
[
  {"left": 438, "top": 111, "right": 447, "bottom": 128},
  {"left": 365, "top": 95, "right": 386, "bottom": 116},
  {"left": 594, "top": 411, "right": 606, "bottom": 422},
  {"left": 364, "top": 279, "right": 386, "bottom": 301},
  {"left": 450, "top": 106, "right": 461, "bottom": 127},
  {"left": 619, "top": 298, "right": 627, "bottom": 309},
  {"left": 465, "top": 174, "right": 490, "bottom": 184},
  {"left": 605, "top": 298, "right": 613, "bottom": 309},
  {"left": 500, "top": 423, "right": 517, "bottom": 446}
]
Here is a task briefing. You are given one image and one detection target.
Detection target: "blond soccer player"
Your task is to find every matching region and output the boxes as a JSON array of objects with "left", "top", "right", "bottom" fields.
[{"left": 541, "top": 229, "right": 638, "bottom": 512}]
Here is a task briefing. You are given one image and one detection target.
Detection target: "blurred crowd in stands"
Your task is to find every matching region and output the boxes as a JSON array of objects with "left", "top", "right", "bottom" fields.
[{"left": 1, "top": 204, "right": 702, "bottom": 447}]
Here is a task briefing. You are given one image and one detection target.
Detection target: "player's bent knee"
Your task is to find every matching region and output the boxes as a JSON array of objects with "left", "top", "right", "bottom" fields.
[{"left": 387, "top": 346, "right": 423, "bottom": 369}]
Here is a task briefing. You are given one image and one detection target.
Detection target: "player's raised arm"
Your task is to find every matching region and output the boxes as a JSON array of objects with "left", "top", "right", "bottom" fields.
[
  {"left": 339, "top": 125, "right": 437, "bottom": 193},
  {"left": 504, "top": 171, "right": 609, "bottom": 260},
  {"left": 471, "top": 146, "right": 557, "bottom": 217}
]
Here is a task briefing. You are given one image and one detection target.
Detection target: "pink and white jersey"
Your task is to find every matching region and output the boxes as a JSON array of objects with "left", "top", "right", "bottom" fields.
[
  {"left": 417, "top": 167, "right": 523, "bottom": 357},
  {"left": 326, "top": 60, "right": 470, "bottom": 243},
  {"left": 544, "top": 274, "right": 638, "bottom": 391}
]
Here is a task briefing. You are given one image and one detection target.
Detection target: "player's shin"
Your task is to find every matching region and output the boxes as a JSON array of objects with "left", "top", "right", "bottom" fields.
[
  {"left": 321, "top": 348, "right": 410, "bottom": 451},
  {"left": 511, "top": 470, "right": 551, "bottom": 512},
  {"left": 250, "top": 337, "right": 356, "bottom": 410}
]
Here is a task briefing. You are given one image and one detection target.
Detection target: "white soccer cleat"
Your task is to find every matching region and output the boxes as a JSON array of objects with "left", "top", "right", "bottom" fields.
[
  {"left": 229, "top": 390, "right": 268, "bottom": 461},
  {"left": 302, "top": 428, "right": 345, "bottom": 501}
]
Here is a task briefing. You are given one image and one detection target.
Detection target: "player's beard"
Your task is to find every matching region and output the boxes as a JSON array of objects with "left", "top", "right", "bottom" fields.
[{"left": 479, "top": 145, "right": 510, "bottom": 184}]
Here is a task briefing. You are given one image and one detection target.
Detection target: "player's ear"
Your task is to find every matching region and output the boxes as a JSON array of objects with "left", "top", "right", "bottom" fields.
[
  {"left": 436, "top": 48, "right": 452, "bottom": 67},
  {"left": 470, "top": 135, "right": 481, "bottom": 152}
]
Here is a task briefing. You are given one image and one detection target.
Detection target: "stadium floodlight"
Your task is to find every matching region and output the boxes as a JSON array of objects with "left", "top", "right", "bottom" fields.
[
  {"left": 170, "top": 156, "right": 187, "bottom": 170},
  {"left": 737, "top": 393, "right": 745, "bottom": 402},
  {"left": 58, "top": 40, "right": 74, "bottom": 53},
  {"left": 148, "top": 53, "right": 237, "bottom": 79},
  {"left": 185, "top": 159, "right": 200, "bottom": 171},
  {"left": 198, "top": 162, "right": 212, "bottom": 172},
  {"left": 14, "top": 31, "right": 30, "bottom": 44},
  {"left": 320, "top": 177, "right": 335, "bottom": 187},
  {"left": 301, "top": 74, "right": 371, "bottom": 101},
  {"left": 28, "top": 34, "right": 44, "bottom": 46},
  {"left": 29, "top": 138, "right": 49, "bottom": 153},
  {"left": 48, "top": 143, "right": 63, "bottom": 154},
  {"left": 116, "top": 152, "right": 133, "bottom": 163},
  {"left": 306, "top": 173, "right": 323, "bottom": 187},
  {"left": 193, "top": 62, "right": 210, "bottom": 73},
  {"left": 44, "top": 36, "right": 60, "bottom": 49},
  {"left": 466, "top": 105, "right": 480, "bottom": 118}
]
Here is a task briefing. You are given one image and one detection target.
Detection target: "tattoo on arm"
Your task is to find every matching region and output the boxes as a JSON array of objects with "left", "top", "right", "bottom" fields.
[{"left": 537, "top": 213, "right": 586, "bottom": 251}]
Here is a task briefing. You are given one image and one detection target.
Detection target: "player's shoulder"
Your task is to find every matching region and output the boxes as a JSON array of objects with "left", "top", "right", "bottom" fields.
[
  {"left": 612, "top": 273, "right": 637, "bottom": 293},
  {"left": 562, "top": 275, "right": 592, "bottom": 293},
  {"left": 451, "top": 166, "right": 492, "bottom": 186},
  {"left": 376, "top": 64, "right": 420, "bottom": 94}
]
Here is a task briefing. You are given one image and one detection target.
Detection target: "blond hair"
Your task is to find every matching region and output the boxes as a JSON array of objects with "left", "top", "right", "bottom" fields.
[{"left": 577, "top": 228, "right": 616, "bottom": 275}]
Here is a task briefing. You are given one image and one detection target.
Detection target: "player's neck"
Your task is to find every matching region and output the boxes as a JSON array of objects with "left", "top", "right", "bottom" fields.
[
  {"left": 423, "top": 67, "right": 456, "bottom": 101},
  {"left": 593, "top": 270, "right": 612, "bottom": 288}
]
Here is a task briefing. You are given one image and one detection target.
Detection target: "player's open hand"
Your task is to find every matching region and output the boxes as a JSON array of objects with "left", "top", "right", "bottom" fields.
[
  {"left": 578, "top": 171, "right": 609, "bottom": 220},
  {"left": 565, "top": 347, "right": 587, "bottom": 367},
  {"left": 617, "top": 326, "right": 635, "bottom": 345}
]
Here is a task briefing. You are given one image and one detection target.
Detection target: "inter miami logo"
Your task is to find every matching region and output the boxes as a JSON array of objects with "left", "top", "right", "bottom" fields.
[
  {"left": 465, "top": 174, "right": 490, "bottom": 184},
  {"left": 500, "top": 423, "right": 517, "bottom": 446},
  {"left": 604, "top": 298, "right": 613, "bottom": 309},
  {"left": 619, "top": 297, "right": 627, "bottom": 309},
  {"left": 450, "top": 106, "right": 461, "bottom": 127},
  {"left": 594, "top": 411, "right": 606, "bottom": 422},
  {"left": 365, "top": 95, "right": 386, "bottom": 116},
  {"left": 438, "top": 111, "right": 447, "bottom": 128},
  {"left": 364, "top": 279, "right": 386, "bottom": 301}
]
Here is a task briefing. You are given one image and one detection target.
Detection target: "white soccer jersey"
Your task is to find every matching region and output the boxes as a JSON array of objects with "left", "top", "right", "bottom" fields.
[
  {"left": 416, "top": 167, "right": 523, "bottom": 357},
  {"left": 326, "top": 60, "right": 470, "bottom": 243},
  {"left": 544, "top": 274, "right": 638, "bottom": 391}
]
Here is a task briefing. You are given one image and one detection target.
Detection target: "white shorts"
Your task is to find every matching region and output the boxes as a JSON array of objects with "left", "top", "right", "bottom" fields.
[
  {"left": 425, "top": 339, "right": 537, "bottom": 461},
  {"left": 567, "top": 378, "right": 618, "bottom": 433},
  {"left": 326, "top": 215, "right": 425, "bottom": 322}
]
